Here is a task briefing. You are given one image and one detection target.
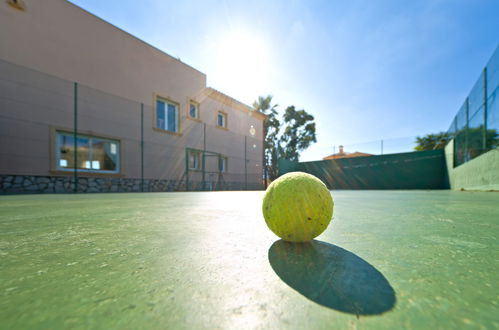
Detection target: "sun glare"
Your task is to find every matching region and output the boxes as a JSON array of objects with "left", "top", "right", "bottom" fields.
[{"left": 208, "top": 29, "right": 272, "bottom": 104}]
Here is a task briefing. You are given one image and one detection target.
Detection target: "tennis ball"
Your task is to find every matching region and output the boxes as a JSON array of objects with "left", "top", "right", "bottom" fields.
[{"left": 262, "top": 172, "right": 334, "bottom": 242}]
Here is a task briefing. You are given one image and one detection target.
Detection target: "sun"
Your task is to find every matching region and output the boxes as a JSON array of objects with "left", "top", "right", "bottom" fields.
[{"left": 208, "top": 29, "right": 272, "bottom": 104}]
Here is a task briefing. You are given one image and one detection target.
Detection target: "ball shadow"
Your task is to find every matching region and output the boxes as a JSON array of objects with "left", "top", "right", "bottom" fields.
[{"left": 268, "top": 240, "right": 396, "bottom": 315}]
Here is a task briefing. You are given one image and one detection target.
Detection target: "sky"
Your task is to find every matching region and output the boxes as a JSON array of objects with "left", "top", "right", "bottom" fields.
[{"left": 69, "top": 0, "right": 499, "bottom": 161}]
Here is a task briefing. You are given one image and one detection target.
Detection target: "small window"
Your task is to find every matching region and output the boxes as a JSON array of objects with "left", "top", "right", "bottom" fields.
[
  {"left": 217, "top": 112, "right": 227, "bottom": 128},
  {"left": 56, "top": 131, "right": 119, "bottom": 173},
  {"left": 156, "top": 98, "right": 179, "bottom": 133},
  {"left": 189, "top": 150, "right": 202, "bottom": 170},
  {"left": 189, "top": 102, "right": 199, "bottom": 119},
  {"left": 219, "top": 156, "right": 227, "bottom": 173}
]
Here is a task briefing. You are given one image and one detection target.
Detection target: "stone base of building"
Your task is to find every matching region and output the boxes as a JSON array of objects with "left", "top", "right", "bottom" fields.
[{"left": 0, "top": 175, "right": 263, "bottom": 194}]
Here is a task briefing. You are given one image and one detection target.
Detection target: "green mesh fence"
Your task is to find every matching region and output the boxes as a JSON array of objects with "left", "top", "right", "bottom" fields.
[
  {"left": 279, "top": 150, "right": 449, "bottom": 189},
  {"left": 448, "top": 46, "right": 499, "bottom": 167}
]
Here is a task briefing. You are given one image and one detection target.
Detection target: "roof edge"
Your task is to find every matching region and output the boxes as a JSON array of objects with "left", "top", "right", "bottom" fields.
[{"left": 205, "top": 87, "right": 267, "bottom": 120}]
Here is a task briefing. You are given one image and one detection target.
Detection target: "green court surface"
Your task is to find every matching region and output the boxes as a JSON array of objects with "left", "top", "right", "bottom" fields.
[{"left": 1, "top": 191, "right": 498, "bottom": 329}]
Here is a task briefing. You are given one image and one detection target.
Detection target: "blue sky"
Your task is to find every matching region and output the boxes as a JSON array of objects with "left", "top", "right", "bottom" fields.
[{"left": 69, "top": 0, "right": 499, "bottom": 161}]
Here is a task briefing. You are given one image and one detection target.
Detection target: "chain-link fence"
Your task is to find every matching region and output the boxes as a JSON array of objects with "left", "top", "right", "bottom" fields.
[
  {"left": 447, "top": 46, "right": 499, "bottom": 167},
  {"left": 317, "top": 136, "right": 419, "bottom": 160},
  {"left": 0, "top": 58, "right": 264, "bottom": 193}
]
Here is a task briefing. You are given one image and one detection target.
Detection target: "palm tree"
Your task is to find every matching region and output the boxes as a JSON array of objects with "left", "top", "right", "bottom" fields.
[{"left": 253, "top": 95, "right": 280, "bottom": 182}]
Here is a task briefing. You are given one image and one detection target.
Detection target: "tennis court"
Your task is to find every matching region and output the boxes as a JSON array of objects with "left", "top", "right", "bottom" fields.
[{"left": 1, "top": 190, "right": 497, "bottom": 329}]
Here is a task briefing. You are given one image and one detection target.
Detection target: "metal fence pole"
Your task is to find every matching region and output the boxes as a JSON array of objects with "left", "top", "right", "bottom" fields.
[
  {"left": 244, "top": 135, "right": 247, "bottom": 190},
  {"left": 483, "top": 67, "right": 488, "bottom": 151},
  {"left": 185, "top": 148, "right": 189, "bottom": 191},
  {"left": 202, "top": 123, "right": 206, "bottom": 191},
  {"left": 73, "top": 82, "right": 78, "bottom": 193},
  {"left": 465, "top": 97, "right": 469, "bottom": 160},
  {"left": 141, "top": 103, "right": 144, "bottom": 192},
  {"left": 263, "top": 125, "right": 267, "bottom": 189}
]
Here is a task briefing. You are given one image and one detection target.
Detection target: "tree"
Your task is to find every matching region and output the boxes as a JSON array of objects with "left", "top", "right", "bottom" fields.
[
  {"left": 454, "top": 126, "right": 498, "bottom": 163},
  {"left": 415, "top": 128, "right": 498, "bottom": 153},
  {"left": 253, "top": 96, "right": 317, "bottom": 181},
  {"left": 414, "top": 132, "right": 452, "bottom": 151},
  {"left": 466, "top": 126, "right": 499, "bottom": 151},
  {"left": 280, "top": 106, "right": 317, "bottom": 161},
  {"left": 253, "top": 95, "right": 280, "bottom": 181}
]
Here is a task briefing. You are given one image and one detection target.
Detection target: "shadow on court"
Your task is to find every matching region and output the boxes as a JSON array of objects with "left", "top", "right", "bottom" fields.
[{"left": 268, "top": 240, "right": 396, "bottom": 315}]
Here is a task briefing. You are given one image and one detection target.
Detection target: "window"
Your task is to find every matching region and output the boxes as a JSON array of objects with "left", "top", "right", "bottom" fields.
[
  {"left": 217, "top": 111, "right": 227, "bottom": 128},
  {"left": 189, "top": 102, "right": 199, "bottom": 119},
  {"left": 56, "top": 131, "right": 119, "bottom": 173},
  {"left": 156, "top": 98, "right": 179, "bottom": 132},
  {"left": 219, "top": 156, "right": 227, "bottom": 173},
  {"left": 189, "top": 150, "right": 202, "bottom": 170}
]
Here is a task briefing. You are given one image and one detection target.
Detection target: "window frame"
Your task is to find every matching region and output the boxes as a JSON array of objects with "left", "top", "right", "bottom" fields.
[
  {"left": 188, "top": 101, "right": 200, "bottom": 120},
  {"left": 53, "top": 129, "right": 121, "bottom": 174},
  {"left": 217, "top": 111, "right": 228, "bottom": 129},
  {"left": 188, "top": 150, "right": 202, "bottom": 171},
  {"left": 155, "top": 96, "right": 180, "bottom": 134},
  {"left": 219, "top": 156, "right": 227, "bottom": 173}
]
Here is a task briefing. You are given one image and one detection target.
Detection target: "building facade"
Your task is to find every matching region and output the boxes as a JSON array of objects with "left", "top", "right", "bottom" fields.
[{"left": 0, "top": 0, "right": 266, "bottom": 193}]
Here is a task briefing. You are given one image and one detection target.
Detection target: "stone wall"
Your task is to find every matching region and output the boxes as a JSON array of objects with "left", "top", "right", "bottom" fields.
[{"left": 0, "top": 175, "right": 262, "bottom": 194}]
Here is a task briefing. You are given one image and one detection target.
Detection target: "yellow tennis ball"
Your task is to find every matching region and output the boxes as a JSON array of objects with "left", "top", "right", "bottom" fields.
[{"left": 262, "top": 172, "right": 334, "bottom": 242}]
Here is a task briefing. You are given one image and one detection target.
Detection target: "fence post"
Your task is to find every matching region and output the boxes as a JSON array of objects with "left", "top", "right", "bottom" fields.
[
  {"left": 244, "top": 135, "right": 247, "bottom": 190},
  {"left": 73, "top": 82, "right": 78, "bottom": 193},
  {"left": 185, "top": 148, "right": 189, "bottom": 191},
  {"left": 141, "top": 103, "right": 144, "bottom": 192},
  {"left": 483, "top": 67, "right": 487, "bottom": 151},
  {"left": 202, "top": 123, "right": 206, "bottom": 191},
  {"left": 465, "top": 97, "right": 469, "bottom": 161},
  {"left": 263, "top": 125, "right": 267, "bottom": 189}
]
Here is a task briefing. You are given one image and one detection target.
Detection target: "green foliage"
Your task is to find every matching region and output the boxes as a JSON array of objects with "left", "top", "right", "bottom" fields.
[
  {"left": 466, "top": 126, "right": 499, "bottom": 150},
  {"left": 253, "top": 95, "right": 280, "bottom": 180},
  {"left": 454, "top": 126, "right": 498, "bottom": 165},
  {"left": 416, "top": 127, "right": 498, "bottom": 166},
  {"left": 253, "top": 96, "right": 317, "bottom": 180},
  {"left": 280, "top": 106, "right": 317, "bottom": 161},
  {"left": 414, "top": 132, "right": 452, "bottom": 151}
]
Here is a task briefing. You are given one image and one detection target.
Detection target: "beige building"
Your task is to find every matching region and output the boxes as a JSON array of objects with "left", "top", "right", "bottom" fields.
[{"left": 0, "top": 0, "right": 266, "bottom": 193}]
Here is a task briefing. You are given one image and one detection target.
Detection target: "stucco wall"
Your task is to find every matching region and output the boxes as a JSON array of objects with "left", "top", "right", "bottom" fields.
[
  {"left": 200, "top": 94, "right": 263, "bottom": 178},
  {"left": 445, "top": 140, "right": 499, "bottom": 191},
  {"left": 0, "top": 0, "right": 265, "bottom": 191},
  {"left": 0, "top": 59, "right": 264, "bottom": 187},
  {"left": 0, "top": 0, "right": 206, "bottom": 107},
  {"left": 0, "top": 59, "right": 73, "bottom": 176}
]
